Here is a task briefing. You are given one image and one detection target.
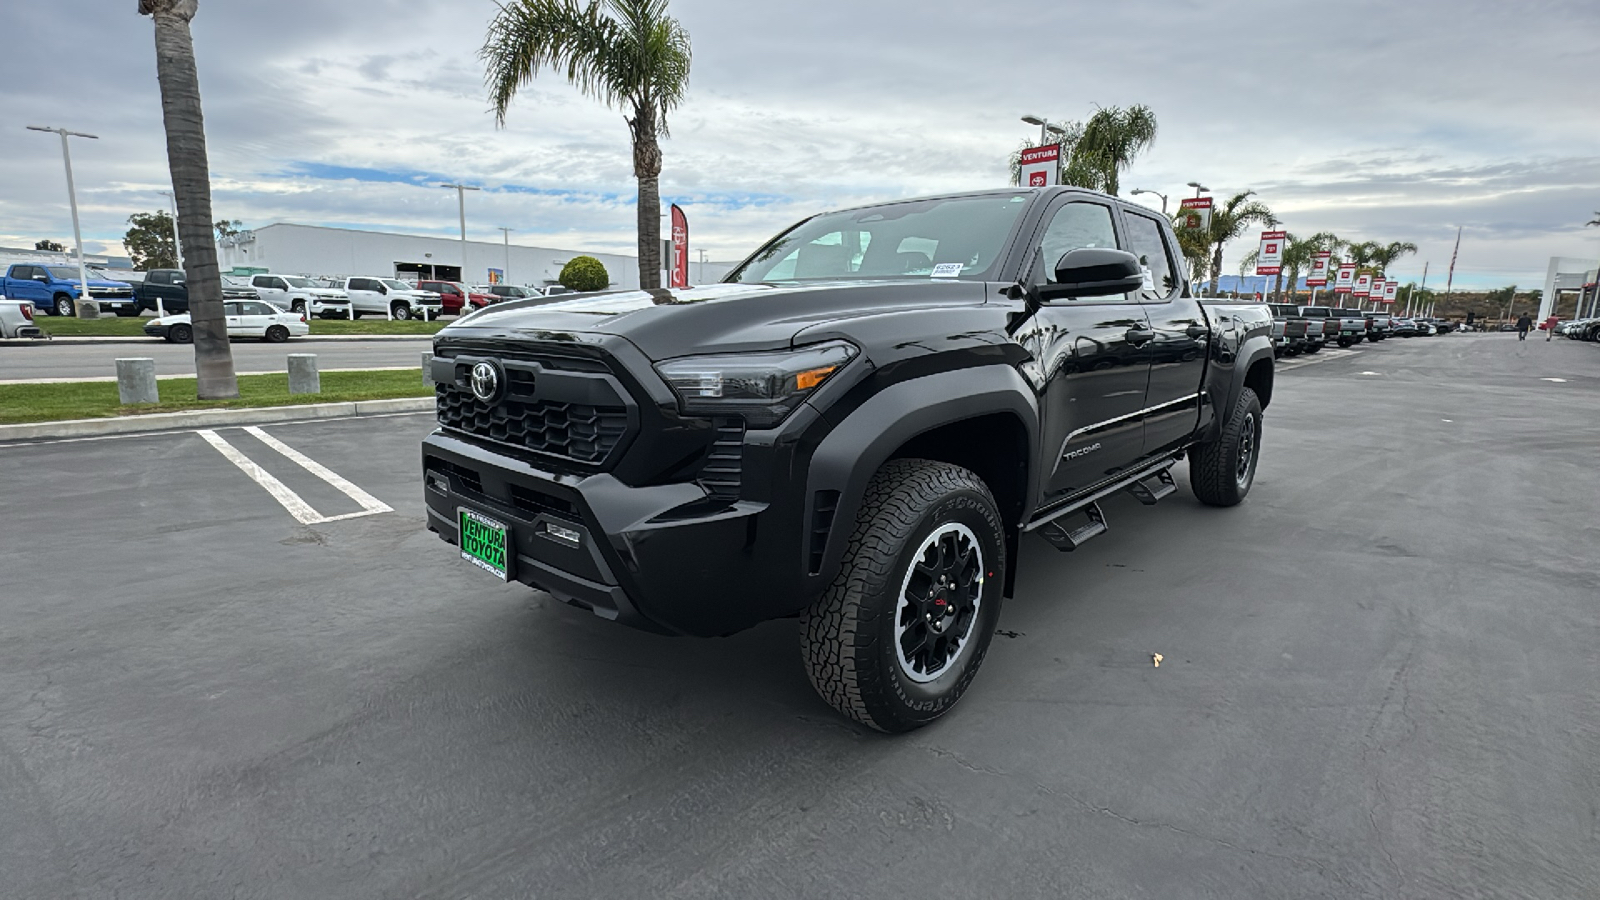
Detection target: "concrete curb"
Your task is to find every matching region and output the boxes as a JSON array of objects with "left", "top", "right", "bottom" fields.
[
  {"left": 0, "top": 397, "right": 435, "bottom": 442},
  {"left": 31, "top": 335, "right": 436, "bottom": 345}
]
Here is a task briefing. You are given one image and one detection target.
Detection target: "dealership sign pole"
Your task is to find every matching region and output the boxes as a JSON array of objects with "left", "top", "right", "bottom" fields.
[
  {"left": 1018, "top": 145, "right": 1061, "bottom": 187},
  {"left": 1307, "top": 251, "right": 1332, "bottom": 305},
  {"left": 1334, "top": 262, "right": 1357, "bottom": 297}
]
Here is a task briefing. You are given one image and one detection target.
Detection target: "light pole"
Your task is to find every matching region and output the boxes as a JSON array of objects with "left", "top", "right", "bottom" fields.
[
  {"left": 27, "top": 125, "right": 100, "bottom": 318},
  {"left": 156, "top": 189, "right": 182, "bottom": 318},
  {"left": 497, "top": 226, "right": 513, "bottom": 285},
  {"left": 439, "top": 183, "right": 481, "bottom": 284},
  {"left": 1130, "top": 188, "right": 1169, "bottom": 215}
]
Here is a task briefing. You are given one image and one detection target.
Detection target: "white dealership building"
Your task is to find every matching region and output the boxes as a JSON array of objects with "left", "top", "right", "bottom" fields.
[{"left": 216, "top": 223, "right": 735, "bottom": 289}]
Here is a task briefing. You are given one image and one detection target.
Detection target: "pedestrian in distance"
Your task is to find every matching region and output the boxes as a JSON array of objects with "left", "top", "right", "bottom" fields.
[
  {"left": 1545, "top": 315, "right": 1558, "bottom": 341},
  {"left": 1516, "top": 313, "right": 1532, "bottom": 340}
]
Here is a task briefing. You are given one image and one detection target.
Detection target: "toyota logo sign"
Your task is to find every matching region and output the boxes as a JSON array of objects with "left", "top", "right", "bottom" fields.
[{"left": 470, "top": 361, "right": 501, "bottom": 403}]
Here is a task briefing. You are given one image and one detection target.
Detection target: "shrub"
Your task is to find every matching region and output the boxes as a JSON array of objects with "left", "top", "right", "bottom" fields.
[{"left": 559, "top": 256, "right": 610, "bottom": 293}]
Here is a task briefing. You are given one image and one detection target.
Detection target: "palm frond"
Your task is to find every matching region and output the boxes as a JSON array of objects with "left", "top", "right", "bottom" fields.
[{"left": 482, "top": 0, "right": 626, "bottom": 125}]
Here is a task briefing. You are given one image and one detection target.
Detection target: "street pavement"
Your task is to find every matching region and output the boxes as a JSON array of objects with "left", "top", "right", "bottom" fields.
[
  {"left": 0, "top": 337, "right": 433, "bottom": 382},
  {"left": 1, "top": 333, "right": 1597, "bottom": 898}
]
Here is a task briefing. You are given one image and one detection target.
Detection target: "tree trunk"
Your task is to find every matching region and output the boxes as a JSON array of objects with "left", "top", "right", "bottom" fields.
[
  {"left": 147, "top": 2, "right": 236, "bottom": 399},
  {"left": 1209, "top": 243, "right": 1223, "bottom": 297},
  {"left": 630, "top": 104, "right": 663, "bottom": 290}
]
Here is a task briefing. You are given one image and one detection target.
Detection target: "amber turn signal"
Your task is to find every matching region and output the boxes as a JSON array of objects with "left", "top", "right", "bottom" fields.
[{"left": 795, "top": 365, "right": 839, "bottom": 391}]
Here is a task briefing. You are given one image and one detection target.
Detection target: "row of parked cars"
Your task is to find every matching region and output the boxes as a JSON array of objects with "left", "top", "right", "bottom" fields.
[
  {"left": 1265, "top": 304, "right": 1458, "bottom": 357},
  {"left": 1552, "top": 318, "right": 1600, "bottom": 341},
  {"left": 0, "top": 263, "right": 568, "bottom": 323}
]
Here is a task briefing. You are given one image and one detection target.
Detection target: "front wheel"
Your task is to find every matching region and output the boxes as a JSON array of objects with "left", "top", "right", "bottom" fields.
[
  {"left": 290, "top": 300, "right": 306, "bottom": 314},
  {"left": 1189, "top": 387, "right": 1262, "bottom": 508},
  {"left": 54, "top": 296, "right": 75, "bottom": 318},
  {"left": 169, "top": 323, "right": 193, "bottom": 344},
  {"left": 800, "top": 459, "right": 1006, "bottom": 733},
  {"left": 390, "top": 302, "right": 412, "bottom": 321}
]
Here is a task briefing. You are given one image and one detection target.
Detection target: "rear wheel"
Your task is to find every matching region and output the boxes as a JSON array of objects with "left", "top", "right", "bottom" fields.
[
  {"left": 169, "top": 323, "right": 193, "bottom": 344},
  {"left": 1189, "top": 387, "right": 1262, "bottom": 508},
  {"left": 800, "top": 459, "right": 1005, "bottom": 733},
  {"left": 54, "top": 295, "right": 75, "bottom": 317},
  {"left": 264, "top": 324, "right": 290, "bottom": 343}
]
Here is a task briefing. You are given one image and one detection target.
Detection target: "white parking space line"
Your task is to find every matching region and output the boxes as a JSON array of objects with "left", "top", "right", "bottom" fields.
[
  {"left": 196, "top": 427, "right": 393, "bottom": 525},
  {"left": 242, "top": 426, "right": 393, "bottom": 517},
  {"left": 1275, "top": 348, "right": 1361, "bottom": 371},
  {"left": 196, "top": 429, "right": 326, "bottom": 525}
]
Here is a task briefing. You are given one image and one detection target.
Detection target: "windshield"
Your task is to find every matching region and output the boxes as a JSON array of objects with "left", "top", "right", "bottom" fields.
[
  {"left": 382, "top": 280, "right": 413, "bottom": 291},
  {"left": 47, "top": 267, "right": 83, "bottom": 280},
  {"left": 729, "top": 193, "right": 1029, "bottom": 284},
  {"left": 283, "top": 276, "right": 312, "bottom": 288}
]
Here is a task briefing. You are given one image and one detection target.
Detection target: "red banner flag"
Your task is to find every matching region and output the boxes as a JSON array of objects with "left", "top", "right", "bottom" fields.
[{"left": 670, "top": 204, "right": 689, "bottom": 289}]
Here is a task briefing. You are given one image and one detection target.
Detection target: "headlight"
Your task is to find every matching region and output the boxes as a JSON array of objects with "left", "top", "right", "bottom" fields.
[{"left": 655, "top": 340, "right": 857, "bottom": 428}]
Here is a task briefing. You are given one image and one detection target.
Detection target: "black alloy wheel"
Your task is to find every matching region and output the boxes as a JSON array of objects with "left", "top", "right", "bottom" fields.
[{"left": 169, "top": 323, "right": 193, "bottom": 344}]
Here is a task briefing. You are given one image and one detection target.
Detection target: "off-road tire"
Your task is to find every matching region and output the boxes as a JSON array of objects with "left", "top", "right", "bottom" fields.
[
  {"left": 1189, "top": 386, "right": 1262, "bottom": 508},
  {"left": 799, "top": 459, "right": 1006, "bottom": 733}
]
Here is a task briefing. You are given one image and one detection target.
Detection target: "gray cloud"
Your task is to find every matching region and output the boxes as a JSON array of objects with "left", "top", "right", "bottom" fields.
[{"left": 3, "top": 0, "right": 1598, "bottom": 287}]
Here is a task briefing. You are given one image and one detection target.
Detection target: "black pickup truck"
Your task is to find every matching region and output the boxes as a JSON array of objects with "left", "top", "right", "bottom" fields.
[
  {"left": 132, "top": 268, "right": 257, "bottom": 314},
  {"left": 421, "top": 187, "right": 1274, "bottom": 731}
]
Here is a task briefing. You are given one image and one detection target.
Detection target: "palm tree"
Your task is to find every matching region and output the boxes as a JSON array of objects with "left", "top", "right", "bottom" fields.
[
  {"left": 483, "top": 0, "right": 691, "bottom": 290},
  {"left": 1178, "top": 190, "right": 1276, "bottom": 296},
  {"left": 138, "top": 0, "right": 236, "bottom": 399},
  {"left": 1071, "top": 105, "right": 1158, "bottom": 196}
]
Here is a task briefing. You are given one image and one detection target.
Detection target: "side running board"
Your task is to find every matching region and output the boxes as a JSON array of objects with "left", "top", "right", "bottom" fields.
[
  {"left": 1126, "top": 468, "right": 1177, "bottom": 505},
  {"left": 1025, "top": 456, "right": 1182, "bottom": 553},
  {"left": 1037, "top": 502, "right": 1106, "bottom": 551}
]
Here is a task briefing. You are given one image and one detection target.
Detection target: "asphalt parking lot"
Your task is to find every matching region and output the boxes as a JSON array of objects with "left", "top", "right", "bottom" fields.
[{"left": 2, "top": 333, "right": 1597, "bottom": 898}]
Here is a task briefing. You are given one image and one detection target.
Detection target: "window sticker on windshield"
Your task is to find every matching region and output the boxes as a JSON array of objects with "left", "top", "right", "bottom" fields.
[{"left": 931, "top": 263, "right": 963, "bottom": 278}]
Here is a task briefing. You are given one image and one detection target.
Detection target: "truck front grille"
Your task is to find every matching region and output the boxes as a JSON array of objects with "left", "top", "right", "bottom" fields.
[{"left": 436, "top": 386, "right": 629, "bottom": 465}]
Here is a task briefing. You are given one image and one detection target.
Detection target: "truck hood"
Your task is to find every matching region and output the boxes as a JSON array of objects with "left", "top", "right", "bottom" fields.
[
  {"left": 66, "top": 278, "right": 133, "bottom": 290},
  {"left": 439, "top": 280, "right": 991, "bottom": 360}
]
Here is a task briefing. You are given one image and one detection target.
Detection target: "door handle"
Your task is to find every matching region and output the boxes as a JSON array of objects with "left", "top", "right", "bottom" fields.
[
  {"left": 1186, "top": 324, "right": 1210, "bottom": 339},
  {"left": 1125, "top": 327, "right": 1155, "bottom": 346}
]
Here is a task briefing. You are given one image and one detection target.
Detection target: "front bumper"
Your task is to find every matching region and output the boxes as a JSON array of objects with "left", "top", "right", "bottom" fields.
[
  {"left": 422, "top": 429, "right": 812, "bottom": 637},
  {"left": 143, "top": 323, "right": 170, "bottom": 339}
]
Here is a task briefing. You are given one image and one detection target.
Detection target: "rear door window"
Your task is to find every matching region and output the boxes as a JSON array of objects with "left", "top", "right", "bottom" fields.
[{"left": 1122, "top": 211, "right": 1179, "bottom": 302}]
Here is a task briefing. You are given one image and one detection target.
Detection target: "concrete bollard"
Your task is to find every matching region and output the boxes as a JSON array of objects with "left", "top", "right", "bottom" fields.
[
  {"left": 287, "top": 353, "right": 321, "bottom": 395},
  {"left": 115, "top": 358, "right": 159, "bottom": 405},
  {"left": 421, "top": 351, "right": 434, "bottom": 387}
]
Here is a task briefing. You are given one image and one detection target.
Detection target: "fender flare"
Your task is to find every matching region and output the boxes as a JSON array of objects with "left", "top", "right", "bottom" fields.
[{"left": 803, "top": 365, "right": 1040, "bottom": 585}]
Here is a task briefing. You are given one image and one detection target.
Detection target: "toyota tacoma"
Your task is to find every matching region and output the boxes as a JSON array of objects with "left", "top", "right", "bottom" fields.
[{"left": 422, "top": 187, "right": 1274, "bottom": 732}]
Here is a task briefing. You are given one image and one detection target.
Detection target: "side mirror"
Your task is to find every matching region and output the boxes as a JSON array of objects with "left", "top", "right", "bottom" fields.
[
  {"left": 1039, "top": 248, "right": 1145, "bottom": 301},
  {"left": 377, "top": 286, "right": 388, "bottom": 295},
  {"left": 35, "top": 274, "right": 50, "bottom": 282}
]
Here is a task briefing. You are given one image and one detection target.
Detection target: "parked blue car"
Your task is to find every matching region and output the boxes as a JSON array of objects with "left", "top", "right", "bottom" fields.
[{"left": 1, "top": 263, "right": 138, "bottom": 317}]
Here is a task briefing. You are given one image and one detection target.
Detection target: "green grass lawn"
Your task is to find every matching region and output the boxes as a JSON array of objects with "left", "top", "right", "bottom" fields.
[
  {"left": 37, "top": 316, "right": 449, "bottom": 337},
  {"left": 0, "top": 370, "right": 433, "bottom": 425}
]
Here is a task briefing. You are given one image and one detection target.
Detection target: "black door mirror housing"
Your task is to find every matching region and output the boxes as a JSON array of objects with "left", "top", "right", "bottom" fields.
[{"left": 1039, "top": 248, "right": 1144, "bottom": 301}]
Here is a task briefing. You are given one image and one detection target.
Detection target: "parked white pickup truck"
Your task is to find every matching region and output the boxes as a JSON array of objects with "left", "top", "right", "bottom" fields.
[
  {"left": 246, "top": 274, "right": 352, "bottom": 319},
  {"left": 0, "top": 296, "right": 46, "bottom": 340}
]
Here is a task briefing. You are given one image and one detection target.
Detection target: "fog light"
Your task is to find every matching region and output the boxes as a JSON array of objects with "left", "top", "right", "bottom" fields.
[
  {"left": 544, "top": 523, "right": 581, "bottom": 546},
  {"left": 426, "top": 472, "right": 450, "bottom": 494}
]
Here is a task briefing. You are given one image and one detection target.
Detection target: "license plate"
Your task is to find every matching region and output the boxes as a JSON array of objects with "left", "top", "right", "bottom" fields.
[{"left": 459, "top": 508, "right": 511, "bottom": 580}]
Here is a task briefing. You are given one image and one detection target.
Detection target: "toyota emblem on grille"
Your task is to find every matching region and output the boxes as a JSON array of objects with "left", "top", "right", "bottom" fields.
[{"left": 470, "top": 361, "right": 502, "bottom": 403}]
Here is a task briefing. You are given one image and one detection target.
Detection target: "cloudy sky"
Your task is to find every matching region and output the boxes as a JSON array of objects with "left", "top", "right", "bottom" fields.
[{"left": 4, "top": 0, "right": 1598, "bottom": 289}]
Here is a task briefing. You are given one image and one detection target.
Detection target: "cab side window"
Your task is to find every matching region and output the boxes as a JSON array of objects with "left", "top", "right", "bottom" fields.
[
  {"left": 1122, "top": 212, "right": 1179, "bottom": 302},
  {"left": 1033, "top": 202, "right": 1120, "bottom": 288}
]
